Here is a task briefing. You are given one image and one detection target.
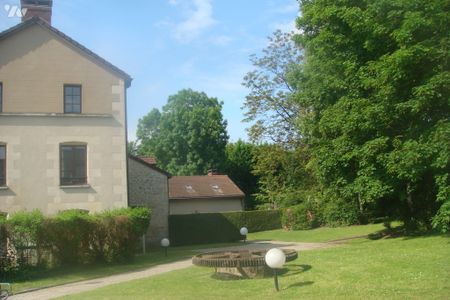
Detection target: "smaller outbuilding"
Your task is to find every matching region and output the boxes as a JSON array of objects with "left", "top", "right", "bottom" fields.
[
  {"left": 169, "top": 171, "right": 245, "bottom": 215},
  {"left": 127, "top": 155, "right": 170, "bottom": 245}
]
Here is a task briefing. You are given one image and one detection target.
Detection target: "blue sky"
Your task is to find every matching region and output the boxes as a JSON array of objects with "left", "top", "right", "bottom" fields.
[{"left": 0, "top": 0, "right": 299, "bottom": 142}]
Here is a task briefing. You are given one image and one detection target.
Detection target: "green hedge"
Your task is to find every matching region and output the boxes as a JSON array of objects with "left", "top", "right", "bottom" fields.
[
  {"left": 281, "top": 204, "right": 320, "bottom": 230},
  {"left": 4, "top": 207, "right": 151, "bottom": 269},
  {"left": 169, "top": 210, "right": 281, "bottom": 246}
]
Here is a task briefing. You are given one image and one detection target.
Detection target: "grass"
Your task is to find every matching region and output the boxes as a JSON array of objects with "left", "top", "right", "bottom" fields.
[
  {"left": 59, "top": 232, "right": 450, "bottom": 300},
  {"left": 247, "top": 222, "right": 396, "bottom": 243},
  {"left": 10, "top": 242, "right": 239, "bottom": 294}
]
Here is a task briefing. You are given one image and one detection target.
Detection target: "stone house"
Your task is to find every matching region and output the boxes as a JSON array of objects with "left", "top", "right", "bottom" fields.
[
  {"left": 0, "top": 1, "right": 243, "bottom": 244},
  {"left": 0, "top": 1, "right": 131, "bottom": 214},
  {"left": 169, "top": 171, "right": 245, "bottom": 215},
  {"left": 127, "top": 156, "right": 170, "bottom": 244}
]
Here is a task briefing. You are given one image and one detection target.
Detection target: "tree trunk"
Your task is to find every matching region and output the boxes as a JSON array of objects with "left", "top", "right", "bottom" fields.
[
  {"left": 357, "top": 193, "right": 363, "bottom": 213},
  {"left": 406, "top": 182, "right": 414, "bottom": 214}
]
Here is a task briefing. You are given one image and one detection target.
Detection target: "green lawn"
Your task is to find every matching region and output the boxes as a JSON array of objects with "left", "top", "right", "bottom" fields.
[
  {"left": 10, "top": 242, "right": 239, "bottom": 293},
  {"left": 247, "top": 222, "right": 394, "bottom": 243},
  {"left": 10, "top": 222, "right": 384, "bottom": 293},
  {"left": 59, "top": 232, "right": 450, "bottom": 300}
]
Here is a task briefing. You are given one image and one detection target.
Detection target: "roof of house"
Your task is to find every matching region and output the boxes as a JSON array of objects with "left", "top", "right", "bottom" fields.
[
  {"left": 128, "top": 155, "right": 171, "bottom": 177},
  {"left": 169, "top": 175, "right": 245, "bottom": 200},
  {"left": 0, "top": 17, "right": 132, "bottom": 87},
  {"left": 137, "top": 156, "right": 157, "bottom": 165}
]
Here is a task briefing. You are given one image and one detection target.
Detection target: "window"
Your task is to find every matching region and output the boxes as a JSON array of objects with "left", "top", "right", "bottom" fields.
[
  {"left": 60, "top": 144, "right": 87, "bottom": 185},
  {"left": 64, "top": 85, "right": 82, "bottom": 113},
  {"left": 0, "top": 82, "right": 3, "bottom": 112},
  {"left": 0, "top": 145, "right": 5, "bottom": 186}
]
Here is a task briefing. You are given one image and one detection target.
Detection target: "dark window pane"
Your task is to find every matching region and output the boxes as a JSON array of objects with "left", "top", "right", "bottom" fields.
[
  {"left": 0, "top": 145, "right": 5, "bottom": 186},
  {"left": 65, "top": 86, "right": 73, "bottom": 96},
  {"left": 73, "top": 95, "right": 80, "bottom": 105},
  {"left": 64, "top": 85, "right": 81, "bottom": 114},
  {"left": 0, "top": 83, "right": 3, "bottom": 112},
  {"left": 72, "top": 105, "right": 81, "bottom": 113},
  {"left": 72, "top": 87, "right": 81, "bottom": 96},
  {"left": 0, "top": 163, "right": 4, "bottom": 186},
  {"left": 60, "top": 145, "right": 87, "bottom": 185}
]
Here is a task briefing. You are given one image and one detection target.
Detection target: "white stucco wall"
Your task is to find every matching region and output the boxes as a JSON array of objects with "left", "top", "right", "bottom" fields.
[
  {"left": 0, "top": 23, "right": 128, "bottom": 214},
  {"left": 169, "top": 198, "right": 244, "bottom": 215}
]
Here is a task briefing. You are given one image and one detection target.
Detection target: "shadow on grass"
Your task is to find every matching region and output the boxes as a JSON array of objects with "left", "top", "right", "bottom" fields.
[
  {"left": 285, "top": 281, "right": 314, "bottom": 290},
  {"left": 367, "top": 225, "right": 448, "bottom": 241},
  {"left": 211, "top": 273, "right": 246, "bottom": 281},
  {"left": 209, "top": 264, "right": 312, "bottom": 281},
  {"left": 281, "top": 264, "right": 312, "bottom": 277}
]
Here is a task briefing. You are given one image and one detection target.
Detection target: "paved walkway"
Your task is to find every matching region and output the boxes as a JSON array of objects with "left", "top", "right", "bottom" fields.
[
  {"left": 195, "top": 240, "right": 335, "bottom": 253},
  {"left": 10, "top": 240, "right": 333, "bottom": 300}
]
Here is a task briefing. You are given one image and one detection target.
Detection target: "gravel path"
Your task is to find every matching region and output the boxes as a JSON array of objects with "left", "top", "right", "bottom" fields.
[{"left": 10, "top": 240, "right": 333, "bottom": 300}]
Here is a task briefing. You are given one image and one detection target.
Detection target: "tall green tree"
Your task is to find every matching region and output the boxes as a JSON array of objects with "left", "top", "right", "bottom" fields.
[
  {"left": 224, "top": 140, "right": 259, "bottom": 210},
  {"left": 242, "top": 30, "right": 303, "bottom": 145},
  {"left": 252, "top": 144, "right": 317, "bottom": 210},
  {"left": 137, "top": 89, "right": 229, "bottom": 175},
  {"left": 127, "top": 141, "right": 138, "bottom": 156},
  {"left": 295, "top": 0, "right": 450, "bottom": 228}
]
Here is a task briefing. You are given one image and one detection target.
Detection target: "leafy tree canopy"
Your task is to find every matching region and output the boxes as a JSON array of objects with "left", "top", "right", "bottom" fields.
[
  {"left": 224, "top": 140, "right": 259, "bottom": 210},
  {"left": 295, "top": 0, "right": 450, "bottom": 229},
  {"left": 136, "top": 89, "right": 229, "bottom": 175},
  {"left": 242, "top": 30, "right": 303, "bottom": 146},
  {"left": 252, "top": 144, "right": 317, "bottom": 210}
]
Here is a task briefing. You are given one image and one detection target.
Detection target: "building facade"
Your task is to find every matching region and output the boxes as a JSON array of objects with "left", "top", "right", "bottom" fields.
[
  {"left": 128, "top": 156, "right": 170, "bottom": 244},
  {"left": 169, "top": 175, "right": 245, "bottom": 215},
  {"left": 0, "top": 4, "right": 131, "bottom": 214}
]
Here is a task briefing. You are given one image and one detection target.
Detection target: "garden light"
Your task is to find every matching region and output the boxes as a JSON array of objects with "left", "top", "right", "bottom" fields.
[
  {"left": 240, "top": 227, "right": 248, "bottom": 242},
  {"left": 161, "top": 238, "right": 170, "bottom": 257},
  {"left": 265, "top": 248, "right": 286, "bottom": 291}
]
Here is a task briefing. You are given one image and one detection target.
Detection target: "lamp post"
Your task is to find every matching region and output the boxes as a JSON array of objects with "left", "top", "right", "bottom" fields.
[
  {"left": 161, "top": 238, "right": 170, "bottom": 257},
  {"left": 265, "top": 248, "right": 286, "bottom": 292},
  {"left": 240, "top": 227, "right": 248, "bottom": 243}
]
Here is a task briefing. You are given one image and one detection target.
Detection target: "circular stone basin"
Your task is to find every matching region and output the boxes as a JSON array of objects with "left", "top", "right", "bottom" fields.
[{"left": 192, "top": 249, "right": 298, "bottom": 279}]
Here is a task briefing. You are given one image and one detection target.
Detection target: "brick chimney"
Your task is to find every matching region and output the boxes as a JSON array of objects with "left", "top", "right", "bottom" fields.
[
  {"left": 207, "top": 169, "right": 219, "bottom": 176},
  {"left": 21, "top": 0, "right": 53, "bottom": 24}
]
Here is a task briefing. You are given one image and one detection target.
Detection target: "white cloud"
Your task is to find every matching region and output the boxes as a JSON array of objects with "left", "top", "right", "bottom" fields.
[
  {"left": 273, "top": 2, "right": 299, "bottom": 14},
  {"left": 271, "top": 20, "right": 299, "bottom": 33},
  {"left": 210, "top": 34, "right": 233, "bottom": 46},
  {"left": 171, "top": 0, "right": 217, "bottom": 43},
  {"left": 168, "top": 0, "right": 180, "bottom": 6},
  {"left": 179, "top": 58, "right": 197, "bottom": 76}
]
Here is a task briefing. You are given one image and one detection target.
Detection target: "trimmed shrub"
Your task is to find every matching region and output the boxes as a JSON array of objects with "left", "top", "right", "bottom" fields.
[
  {"left": 7, "top": 210, "right": 45, "bottom": 266},
  {"left": 222, "top": 210, "right": 282, "bottom": 232},
  {"left": 101, "top": 207, "right": 151, "bottom": 237},
  {"left": 0, "top": 223, "right": 18, "bottom": 276},
  {"left": 282, "top": 204, "right": 319, "bottom": 230},
  {"left": 169, "top": 210, "right": 281, "bottom": 246},
  {"left": 44, "top": 207, "right": 152, "bottom": 265},
  {"left": 89, "top": 215, "right": 109, "bottom": 262},
  {"left": 97, "top": 207, "right": 152, "bottom": 262},
  {"left": 322, "top": 198, "right": 360, "bottom": 227},
  {"left": 7, "top": 210, "right": 44, "bottom": 249},
  {"left": 43, "top": 210, "right": 94, "bottom": 265},
  {"left": 5, "top": 207, "right": 152, "bottom": 267},
  {"left": 0, "top": 212, "right": 7, "bottom": 224}
]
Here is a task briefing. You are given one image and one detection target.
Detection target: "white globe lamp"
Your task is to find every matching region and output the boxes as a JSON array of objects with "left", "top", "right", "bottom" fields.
[
  {"left": 265, "top": 248, "right": 286, "bottom": 291},
  {"left": 161, "top": 238, "right": 170, "bottom": 256},
  {"left": 240, "top": 227, "right": 248, "bottom": 242},
  {"left": 161, "top": 238, "right": 170, "bottom": 247}
]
